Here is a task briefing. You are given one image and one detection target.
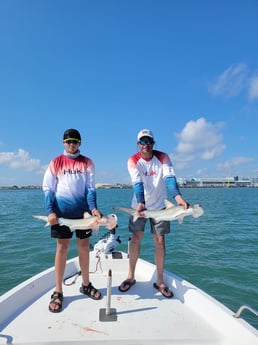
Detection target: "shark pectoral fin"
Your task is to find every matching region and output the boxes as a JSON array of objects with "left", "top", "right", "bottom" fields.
[
  {"left": 177, "top": 216, "right": 184, "bottom": 224},
  {"left": 164, "top": 199, "right": 175, "bottom": 208},
  {"left": 92, "top": 224, "right": 100, "bottom": 235}
]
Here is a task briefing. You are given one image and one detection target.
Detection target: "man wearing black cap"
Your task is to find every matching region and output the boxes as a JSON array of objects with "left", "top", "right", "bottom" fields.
[{"left": 43, "top": 128, "right": 103, "bottom": 313}]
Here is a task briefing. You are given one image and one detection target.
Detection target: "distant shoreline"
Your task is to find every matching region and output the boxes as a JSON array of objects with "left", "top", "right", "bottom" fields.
[
  {"left": 0, "top": 184, "right": 132, "bottom": 190},
  {"left": 0, "top": 184, "right": 257, "bottom": 190}
]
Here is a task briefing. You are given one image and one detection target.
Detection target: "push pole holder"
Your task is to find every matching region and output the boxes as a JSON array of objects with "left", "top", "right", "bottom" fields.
[{"left": 99, "top": 269, "right": 117, "bottom": 322}]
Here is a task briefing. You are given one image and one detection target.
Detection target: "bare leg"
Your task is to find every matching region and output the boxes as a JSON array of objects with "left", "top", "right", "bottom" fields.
[
  {"left": 153, "top": 234, "right": 165, "bottom": 286},
  {"left": 119, "top": 231, "right": 144, "bottom": 292},
  {"left": 77, "top": 237, "right": 101, "bottom": 299},
  {"left": 128, "top": 231, "right": 144, "bottom": 280},
  {"left": 77, "top": 237, "right": 90, "bottom": 286},
  {"left": 49, "top": 238, "right": 70, "bottom": 311},
  {"left": 54, "top": 238, "right": 70, "bottom": 291},
  {"left": 153, "top": 234, "right": 173, "bottom": 297}
]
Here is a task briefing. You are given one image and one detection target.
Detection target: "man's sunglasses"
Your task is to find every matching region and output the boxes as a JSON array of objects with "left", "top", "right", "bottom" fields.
[
  {"left": 64, "top": 139, "right": 80, "bottom": 145},
  {"left": 138, "top": 139, "right": 154, "bottom": 145}
]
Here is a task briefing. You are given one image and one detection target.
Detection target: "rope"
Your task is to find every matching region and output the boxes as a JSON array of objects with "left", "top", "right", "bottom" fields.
[
  {"left": 63, "top": 271, "right": 81, "bottom": 286},
  {"left": 63, "top": 255, "right": 101, "bottom": 286}
]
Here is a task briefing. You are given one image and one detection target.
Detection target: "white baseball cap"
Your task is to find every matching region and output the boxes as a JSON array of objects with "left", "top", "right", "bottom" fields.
[{"left": 137, "top": 129, "right": 154, "bottom": 141}]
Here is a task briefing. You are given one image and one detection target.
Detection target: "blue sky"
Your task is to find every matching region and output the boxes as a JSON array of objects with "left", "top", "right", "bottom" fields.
[{"left": 0, "top": 0, "right": 258, "bottom": 186}]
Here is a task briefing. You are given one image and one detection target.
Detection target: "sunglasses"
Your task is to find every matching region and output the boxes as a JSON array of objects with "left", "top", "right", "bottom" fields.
[
  {"left": 139, "top": 139, "right": 154, "bottom": 145},
  {"left": 64, "top": 139, "right": 80, "bottom": 145}
]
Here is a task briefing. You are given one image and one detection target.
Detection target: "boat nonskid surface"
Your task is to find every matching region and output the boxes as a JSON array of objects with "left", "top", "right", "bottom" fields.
[{"left": 0, "top": 251, "right": 257, "bottom": 345}]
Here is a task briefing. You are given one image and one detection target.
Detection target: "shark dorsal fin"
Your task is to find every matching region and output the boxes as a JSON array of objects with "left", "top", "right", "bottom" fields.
[
  {"left": 164, "top": 199, "right": 175, "bottom": 208},
  {"left": 83, "top": 212, "right": 93, "bottom": 219}
]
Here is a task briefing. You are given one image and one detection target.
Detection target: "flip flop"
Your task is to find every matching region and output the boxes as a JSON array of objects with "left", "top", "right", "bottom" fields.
[
  {"left": 153, "top": 282, "right": 173, "bottom": 298},
  {"left": 119, "top": 279, "right": 136, "bottom": 292}
]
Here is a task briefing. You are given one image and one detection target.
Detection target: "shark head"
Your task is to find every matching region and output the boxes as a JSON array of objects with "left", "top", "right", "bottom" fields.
[{"left": 192, "top": 204, "right": 204, "bottom": 218}]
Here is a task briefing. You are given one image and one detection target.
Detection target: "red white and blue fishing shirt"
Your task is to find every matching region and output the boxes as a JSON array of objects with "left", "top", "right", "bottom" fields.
[
  {"left": 128, "top": 150, "right": 181, "bottom": 210},
  {"left": 42, "top": 150, "right": 97, "bottom": 218}
]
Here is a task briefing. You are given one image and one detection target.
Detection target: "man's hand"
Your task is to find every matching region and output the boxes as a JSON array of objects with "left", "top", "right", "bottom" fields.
[
  {"left": 136, "top": 202, "right": 146, "bottom": 217},
  {"left": 91, "top": 209, "right": 103, "bottom": 218},
  {"left": 174, "top": 195, "right": 189, "bottom": 209},
  {"left": 47, "top": 213, "right": 59, "bottom": 225}
]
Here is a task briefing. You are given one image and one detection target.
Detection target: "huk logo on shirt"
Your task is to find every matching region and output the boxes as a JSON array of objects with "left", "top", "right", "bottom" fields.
[
  {"left": 143, "top": 170, "right": 157, "bottom": 176},
  {"left": 63, "top": 168, "right": 83, "bottom": 175}
]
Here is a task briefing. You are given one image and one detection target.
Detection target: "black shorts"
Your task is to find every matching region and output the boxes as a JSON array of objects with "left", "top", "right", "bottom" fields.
[{"left": 51, "top": 224, "right": 92, "bottom": 239}]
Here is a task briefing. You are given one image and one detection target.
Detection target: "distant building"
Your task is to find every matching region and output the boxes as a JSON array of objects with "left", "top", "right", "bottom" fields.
[
  {"left": 95, "top": 183, "right": 131, "bottom": 189},
  {"left": 178, "top": 176, "right": 254, "bottom": 188}
]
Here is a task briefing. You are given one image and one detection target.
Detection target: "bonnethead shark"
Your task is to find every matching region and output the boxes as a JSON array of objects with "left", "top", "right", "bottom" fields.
[
  {"left": 33, "top": 212, "right": 118, "bottom": 233},
  {"left": 113, "top": 199, "right": 204, "bottom": 223}
]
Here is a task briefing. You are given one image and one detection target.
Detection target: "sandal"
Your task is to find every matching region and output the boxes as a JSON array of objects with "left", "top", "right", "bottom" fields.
[
  {"left": 80, "top": 282, "right": 102, "bottom": 300},
  {"left": 49, "top": 291, "right": 63, "bottom": 313},
  {"left": 153, "top": 282, "right": 173, "bottom": 298},
  {"left": 119, "top": 279, "right": 136, "bottom": 292}
]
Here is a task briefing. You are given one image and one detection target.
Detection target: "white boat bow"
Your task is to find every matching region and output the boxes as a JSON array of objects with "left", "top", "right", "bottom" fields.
[{"left": 0, "top": 250, "right": 257, "bottom": 345}]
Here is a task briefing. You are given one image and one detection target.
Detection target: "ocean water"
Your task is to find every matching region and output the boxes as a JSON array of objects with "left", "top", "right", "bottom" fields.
[{"left": 0, "top": 187, "right": 257, "bottom": 329}]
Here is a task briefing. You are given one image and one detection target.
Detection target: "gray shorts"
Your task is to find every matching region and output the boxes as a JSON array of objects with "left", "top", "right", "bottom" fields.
[{"left": 128, "top": 216, "right": 170, "bottom": 235}]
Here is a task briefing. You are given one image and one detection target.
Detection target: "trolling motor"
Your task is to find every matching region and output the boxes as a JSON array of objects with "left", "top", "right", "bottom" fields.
[{"left": 94, "top": 227, "right": 121, "bottom": 255}]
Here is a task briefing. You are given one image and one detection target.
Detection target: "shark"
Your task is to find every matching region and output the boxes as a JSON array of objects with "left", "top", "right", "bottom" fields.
[
  {"left": 32, "top": 212, "right": 118, "bottom": 233},
  {"left": 113, "top": 199, "right": 204, "bottom": 224}
]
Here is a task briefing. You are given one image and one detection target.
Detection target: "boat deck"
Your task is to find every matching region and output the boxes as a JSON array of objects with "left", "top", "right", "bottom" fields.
[{"left": 1, "top": 252, "right": 257, "bottom": 345}]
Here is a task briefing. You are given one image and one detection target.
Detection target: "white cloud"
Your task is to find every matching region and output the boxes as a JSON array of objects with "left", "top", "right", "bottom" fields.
[
  {"left": 208, "top": 63, "right": 247, "bottom": 98},
  {"left": 248, "top": 75, "right": 258, "bottom": 100},
  {"left": 195, "top": 168, "right": 208, "bottom": 177},
  {"left": 217, "top": 156, "right": 254, "bottom": 171},
  {"left": 0, "top": 149, "right": 41, "bottom": 172},
  {"left": 173, "top": 117, "right": 226, "bottom": 168},
  {"left": 208, "top": 63, "right": 258, "bottom": 102}
]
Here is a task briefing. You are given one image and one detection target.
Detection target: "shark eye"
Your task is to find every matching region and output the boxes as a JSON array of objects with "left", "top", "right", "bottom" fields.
[{"left": 110, "top": 214, "right": 118, "bottom": 221}]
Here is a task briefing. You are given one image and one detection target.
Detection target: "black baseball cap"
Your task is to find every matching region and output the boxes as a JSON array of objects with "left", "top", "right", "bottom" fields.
[{"left": 63, "top": 129, "right": 81, "bottom": 142}]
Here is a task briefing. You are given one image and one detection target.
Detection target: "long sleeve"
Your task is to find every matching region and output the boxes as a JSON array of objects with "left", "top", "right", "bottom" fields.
[{"left": 165, "top": 176, "right": 181, "bottom": 198}]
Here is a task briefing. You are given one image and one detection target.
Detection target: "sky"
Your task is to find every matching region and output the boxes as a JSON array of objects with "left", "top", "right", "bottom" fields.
[{"left": 0, "top": 0, "right": 258, "bottom": 186}]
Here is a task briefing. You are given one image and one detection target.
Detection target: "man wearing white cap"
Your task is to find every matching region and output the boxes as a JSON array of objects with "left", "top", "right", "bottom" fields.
[{"left": 119, "top": 129, "right": 188, "bottom": 298}]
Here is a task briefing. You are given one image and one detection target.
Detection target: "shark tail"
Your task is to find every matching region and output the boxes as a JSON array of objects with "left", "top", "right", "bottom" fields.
[
  {"left": 32, "top": 215, "right": 50, "bottom": 227},
  {"left": 132, "top": 215, "right": 139, "bottom": 222}
]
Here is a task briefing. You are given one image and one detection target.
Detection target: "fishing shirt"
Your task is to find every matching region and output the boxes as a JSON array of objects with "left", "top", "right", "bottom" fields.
[
  {"left": 42, "top": 150, "right": 97, "bottom": 218},
  {"left": 128, "top": 150, "right": 180, "bottom": 210}
]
